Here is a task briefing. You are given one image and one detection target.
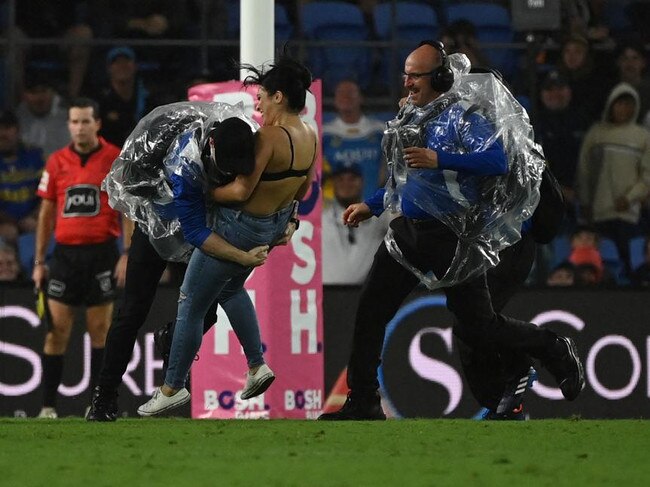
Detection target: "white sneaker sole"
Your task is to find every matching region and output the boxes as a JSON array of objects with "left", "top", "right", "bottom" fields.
[
  {"left": 137, "top": 390, "right": 191, "bottom": 417},
  {"left": 241, "top": 373, "right": 275, "bottom": 400}
]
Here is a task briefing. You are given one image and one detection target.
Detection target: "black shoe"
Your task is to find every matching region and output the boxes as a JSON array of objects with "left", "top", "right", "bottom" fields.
[
  {"left": 480, "top": 403, "right": 527, "bottom": 420},
  {"left": 153, "top": 321, "right": 174, "bottom": 370},
  {"left": 495, "top": 367, "right": 537, "bottom": 416},
  {"left": 543, "top": 336, "right": 585, "bottom": 401},
  {"left": 86, "top": 386, "right": 119, "bottom": 422},
  {"left": 318, "top": 392, "right": 386, "bottom": 421}
]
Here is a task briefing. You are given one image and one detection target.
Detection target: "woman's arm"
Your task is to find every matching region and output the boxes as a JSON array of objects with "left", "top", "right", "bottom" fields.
[
  {"left": 211, "top": 128, "right": 274, "bottom": 204},
  {"left": 200, "top": 233, "right": 268, "bottom": 267}
]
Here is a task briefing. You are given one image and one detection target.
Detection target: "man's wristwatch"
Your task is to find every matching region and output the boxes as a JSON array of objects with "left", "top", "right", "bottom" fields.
[{"left": 34, "top": 259, "right": 44, "bottom": 266}]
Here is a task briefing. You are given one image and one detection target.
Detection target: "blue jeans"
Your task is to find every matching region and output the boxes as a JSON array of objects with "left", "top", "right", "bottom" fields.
[{"left": 165, "top": 204, "right": 294, "bottom": 389}]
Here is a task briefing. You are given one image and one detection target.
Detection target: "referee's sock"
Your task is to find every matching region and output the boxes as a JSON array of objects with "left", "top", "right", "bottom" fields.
[
  {"left": 90, "top": 347, "right": 105, "bottom": 393},
  {"left": 42, "top": 354, "right": 64, "bottom": 408}
]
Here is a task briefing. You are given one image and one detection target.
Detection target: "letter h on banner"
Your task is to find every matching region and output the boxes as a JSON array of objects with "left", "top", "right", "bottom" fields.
[{"left": 291, "top": 289, "right": 318, "bottom": 354}]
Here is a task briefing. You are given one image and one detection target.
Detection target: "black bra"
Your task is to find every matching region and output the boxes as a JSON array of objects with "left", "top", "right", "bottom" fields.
[{"left": 259, "top": 126, "right": 316, "bottom": 181}]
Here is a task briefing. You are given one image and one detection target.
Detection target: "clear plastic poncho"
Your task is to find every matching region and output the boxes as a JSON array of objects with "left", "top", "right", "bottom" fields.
[
  {"left": 383, "top": 53, "right": 545, "bottom": 289},
  {"left": 103, "top": 101, "right": 258, "bottom": 262}
]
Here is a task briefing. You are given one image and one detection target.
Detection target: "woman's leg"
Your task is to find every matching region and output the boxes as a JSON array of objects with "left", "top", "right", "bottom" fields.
[
  {"left": 164, "top": 249, "right": 242, "bottom": 390},
  {"left": 219, "top": 271, "right": 264, "bottom": 368}
]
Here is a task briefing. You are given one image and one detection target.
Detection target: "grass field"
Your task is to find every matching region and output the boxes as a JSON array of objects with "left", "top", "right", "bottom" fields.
[{"left": 1, "top": 418, "right": 648, "bottom": 486}]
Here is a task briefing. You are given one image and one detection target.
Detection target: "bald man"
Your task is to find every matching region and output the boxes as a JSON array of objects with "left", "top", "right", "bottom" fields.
[{"left": 319, "top": 41, "right": 584, "bottom": 420}]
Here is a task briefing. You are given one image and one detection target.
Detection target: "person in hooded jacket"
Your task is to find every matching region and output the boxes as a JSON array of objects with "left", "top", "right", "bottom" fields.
[{"left": 577, "top": 82, "right": 650, "bottom": 277}]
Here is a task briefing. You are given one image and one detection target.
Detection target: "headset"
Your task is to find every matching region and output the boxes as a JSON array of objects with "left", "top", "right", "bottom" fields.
[{"left": 417, "top": 39, "right": 454, "bottom": 93}]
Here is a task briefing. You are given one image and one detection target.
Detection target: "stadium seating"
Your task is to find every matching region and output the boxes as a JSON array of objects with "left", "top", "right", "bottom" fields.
[
  {"left": 445, "top": 2, "right": 516, "bottom": 78},
  {"left": 551, "top": 235, "right": 571, "bottom": 268},
  {"left": 599, "top": 237, "right": 625, "bottom": 283},
  {"left": 605, "top": 0, "right": 634, "bottom": 38},
  {"left": 226, "top": 3, "right": 293, "bottom": 42},
  {"left": 17, "top": 232, "right": 55, "bottom": 276},
  {"left": 629, "top": 236, "right": 646, "bottom": 271},
  {"left": 373, "top": 2, "right": 440, "bottom": 89},
  {"left": 373, "top": 2, "right": 439, "bottom": 47},
  {"left": 301, "top": 1, "right": 371, "bottom": 93}
]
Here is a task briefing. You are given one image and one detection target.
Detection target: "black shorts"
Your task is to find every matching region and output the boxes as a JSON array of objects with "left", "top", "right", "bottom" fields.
[{"left": 46, "top": 240, "right": 119, "bottom": 306}]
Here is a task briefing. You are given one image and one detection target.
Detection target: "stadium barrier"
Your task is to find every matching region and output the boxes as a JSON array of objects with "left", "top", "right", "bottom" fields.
[{"left": 2, "top": 285, "right": 649, "bottom": 418}]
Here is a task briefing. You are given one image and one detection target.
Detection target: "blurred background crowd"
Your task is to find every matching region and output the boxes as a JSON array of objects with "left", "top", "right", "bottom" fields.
[{"left": 1, "top": 0, "right": 650, "bottom": 289}]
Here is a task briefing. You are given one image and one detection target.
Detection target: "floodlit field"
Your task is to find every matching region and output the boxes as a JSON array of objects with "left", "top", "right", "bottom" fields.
[{"left": 1, "top": 418, "right": 649, "bottom": 486}]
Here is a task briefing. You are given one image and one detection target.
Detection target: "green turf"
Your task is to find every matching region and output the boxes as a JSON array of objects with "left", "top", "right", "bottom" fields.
[{"left": 1, "top": 418, "right": 648, "bottom": 486}]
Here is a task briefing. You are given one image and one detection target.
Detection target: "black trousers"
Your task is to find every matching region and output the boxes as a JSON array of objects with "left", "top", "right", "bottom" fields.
[
  {"left": 98, "top": 225, "right": 218, "bottom": 391},
  {"left": 347, "top": 216, "right": 555, "bottom": 395},
  {"left": 457, "top": 232, "right": 536, "bottom": 410}
]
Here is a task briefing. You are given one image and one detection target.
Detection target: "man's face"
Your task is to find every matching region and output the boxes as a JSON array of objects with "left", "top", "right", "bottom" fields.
[
  {"left": 68, "top": 107, "right": 101, "bottom": 147},
  {"left": 547, "top": 268, "right": 574, "bottom": 286},
  {"left": 618, "top": 48, "right": 646, "bottom": 79},
  {"left": 108, "top": 56, "right": 137, "bottom": 82},
  {"left": 334, "top": 81, "right": 362, "bottom": 114},
  {"left": 23, "top": 86, "right": 54, "bottom": 117},
  {"left": 0, "top": 250, "right": 19, "bottom": 281},
  {"left": 610, "top": 96, "right": 636, "bottom": 124},
  {"left": 562, "top": 41, "right": 588, "bottom": 71},
  {"left": 403, "top": 45, "right": 441, "bottom": 107},
  {"left": 333, "top": 172, "right": 363, "bottom": 203},
  {"left": 0, "top": 124, "right": 19, "bottom": 153},
  {"left": 541, "top": 84, "right": 572, "bottom": 111},
  {"left": 571, "top": 230, "right": 598, "bottom": 249}
]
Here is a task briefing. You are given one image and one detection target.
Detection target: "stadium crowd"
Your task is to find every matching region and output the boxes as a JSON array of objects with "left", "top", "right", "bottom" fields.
[{"left": 0, "top": 0, "right": 649, "bottom": 293}]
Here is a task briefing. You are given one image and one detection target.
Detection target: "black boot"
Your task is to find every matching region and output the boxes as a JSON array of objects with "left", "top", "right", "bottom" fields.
[
  {"left": 543, "top": 336, "right": 585, "bottom": 401},
  {"left": 153, "top": 321, "right": 174, "bottom": 371},
  {"left": 86, "top": 386, "right": 119, "bottom": 422},
  {"left": 318, "top": 392, "right": 386, "bottom": 420}
]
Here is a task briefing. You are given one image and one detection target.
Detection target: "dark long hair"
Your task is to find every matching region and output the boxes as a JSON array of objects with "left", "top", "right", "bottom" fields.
[{"left": 241, "top": 54, "right": 312, "bottom": 113}]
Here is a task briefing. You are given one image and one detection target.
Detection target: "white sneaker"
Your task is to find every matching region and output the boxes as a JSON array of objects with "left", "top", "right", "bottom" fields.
[
  {"left": 137, "top": 387, "right": 190, "bottom": 416},
  {"left": 241, "top": 364, "right": 275, "bottom": 400},
  {"left": 37, "top": 407, "right": 58, "bottom": 419}
]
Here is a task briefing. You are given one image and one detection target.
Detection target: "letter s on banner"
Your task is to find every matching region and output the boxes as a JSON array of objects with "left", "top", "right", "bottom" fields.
[
  {"left": 409, "top": 327, "right": 463, "bottom": 415},
  {"left": 0, "top": 306, "right": 42, "bottom": 396},
  {"left": 291, "top": 222, "right": 316, "bottom": 285}
]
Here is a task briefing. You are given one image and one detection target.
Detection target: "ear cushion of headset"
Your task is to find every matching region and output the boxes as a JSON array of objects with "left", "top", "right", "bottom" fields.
[{"left": 433, "top": 67, "right": 454, "bottom": 92}]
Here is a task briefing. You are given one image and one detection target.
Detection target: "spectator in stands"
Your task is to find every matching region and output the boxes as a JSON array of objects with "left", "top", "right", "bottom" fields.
[
  {"left": 562, "top": 0, "right": 612, "bottom": 45},
  {"left": 577, "top": 83, "right": 650, "bottom": 277},
  {"left": 611, "top": 41, "right": 650, "bottom": 125},
  {"left": 15, "top": 70, "right": 70, "bottom": 160},
  {"left": 94, "top": 46, "right": 153, "bottom": 148},
  {"left": 546, "top": 261, "right": 576, "bottom": 287},
  {"left": 322, "top": 162, "right": 390, "bottom": 285},
  {"left": 15, "top": 0, "right": 93, "bottom": 98},
  {"left": 95, "top": 0, "right": 190, "bottom": 94},
  {"left": 439, "top": 19, "right": 491, "bottom": 70},
  {"left": 0, "top": 241, "right": 22, "bottom": 282},
  {"left": 630, "top": 236, "right": 650, "bottom": 287},
  {"left": 568, "top": 226, "right": 604, "bottom": 283},
  {"left": 535, "top": 70, "right": 589, "bottom": 230},
  {"left": 574, "top": 263, "right": 603, "bottom": 286},
  {"left": 322, "top": 80, "right": 385, "bottom": 201},
  {"left": 0, "top": 110, "right": 44, "bottom": 242},
  {"left": 32, "top": 98, "right": 128, "bottom": 418},
  {"left": 0, "top": 215, "right": 19, "bottom": 244},
  {"left": 556, "top": 34, "right": 608, "bottom": 123}
]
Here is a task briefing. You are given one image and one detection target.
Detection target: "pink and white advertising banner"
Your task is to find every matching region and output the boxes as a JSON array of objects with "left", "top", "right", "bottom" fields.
[{"left": 187, "top": 80, "right": 323, "bottom": 419}]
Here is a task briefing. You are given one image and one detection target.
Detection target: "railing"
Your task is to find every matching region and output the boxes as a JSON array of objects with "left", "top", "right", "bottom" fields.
[{"left": 0, "top": 0, "right": 564, "bottom": 115}]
